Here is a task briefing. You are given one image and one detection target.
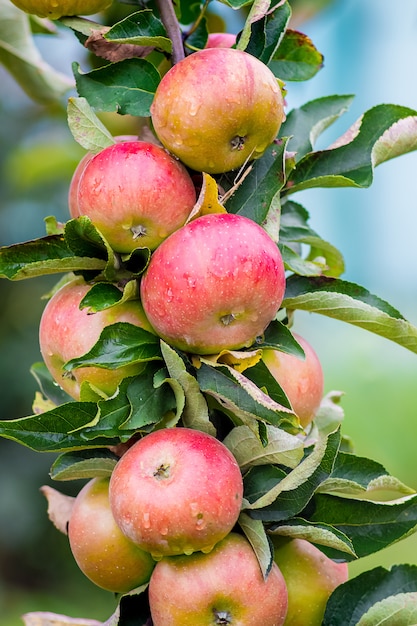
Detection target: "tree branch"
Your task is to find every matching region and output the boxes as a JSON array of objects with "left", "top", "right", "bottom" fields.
[{"left": 156, "top": 0, "right": 185, "bottom": 65}]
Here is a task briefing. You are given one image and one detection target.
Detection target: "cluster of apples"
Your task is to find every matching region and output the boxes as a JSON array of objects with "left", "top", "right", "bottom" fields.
[{"left": 38, "top": 44, "right": 347, "bottom": 625}]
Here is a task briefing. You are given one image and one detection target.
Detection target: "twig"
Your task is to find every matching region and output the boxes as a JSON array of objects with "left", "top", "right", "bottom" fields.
[{"left": 155, "top": 0, "right": 185, "bottom": 64}]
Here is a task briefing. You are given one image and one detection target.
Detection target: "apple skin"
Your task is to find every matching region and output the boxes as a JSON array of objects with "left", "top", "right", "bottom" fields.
[
  {"left": 150, "top": 47, "right": 285, "bottom": 174},
  {"left": 272, "top": 537, "right": 349, "bottom": 626},
  {"left": 75, "top": 140, "right": 197, "bottom": 253},
  {"left": 148, "top": 532, "right": 288, "bottom": 626},
  {"left": 39, "top": 278, "right": 154, "bottom": 400},
  {"left": 262, "top": 333, "right": 324, "bottom": 428},
  {"left": 68, "top": 135, "right": 139, "bottom": 220},
  {"left": 206, "top": 32, "right": 237, "bottom": 48},
  {"left": 109, "top": 427, "right": 244, "bottom": 558},
  {"left": 9, "top": 0, "right": 112, "bottom": 19},
  {"left": 140, "top": 213, "right": 286, "bottom": 355},
  {"left": 68, "top": 477, "right": 155, "bottom": 593}
]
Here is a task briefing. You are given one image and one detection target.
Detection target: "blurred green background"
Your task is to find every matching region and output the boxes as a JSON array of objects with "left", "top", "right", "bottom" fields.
[{"left": 1, "top": 1, "right": 417, "bottom": 624}]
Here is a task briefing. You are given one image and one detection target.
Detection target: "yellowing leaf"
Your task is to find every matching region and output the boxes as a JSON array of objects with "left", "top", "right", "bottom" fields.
[{"left": 187, "top": 172, "right": 227, "bottom": 222}]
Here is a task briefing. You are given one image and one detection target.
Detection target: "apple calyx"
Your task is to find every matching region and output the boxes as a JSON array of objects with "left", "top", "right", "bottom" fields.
[
  {"left": 220, "top": 313, "right": 237, "bottom": 326},
  {"left": 131, "top": 224, "right": 148, "bottom": 239},
  {"left": 153, "top": 463, "right": 171, "bottom": 480},
  {"left": 230, "top": 135, "right": 246, "bottom": 151},
  {"left": 214, "top": 610, "right": 232, "bottom": 624}
]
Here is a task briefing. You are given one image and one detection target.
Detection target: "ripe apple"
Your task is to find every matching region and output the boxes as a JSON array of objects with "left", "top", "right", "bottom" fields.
[
  {"left": 148, "top": 532, "right": 288, "bottom": 626},
  {"left": 75, "top": 140, "right": 197, "bottom": 253},
  {"left": 109, "top": 427, "right": 243, "bottom": 558},
  {"left": 39, "top": 278, "right": 154, "bottom": 400},
  {"left": 68, "top": 135, "right": 138, "bottom": 220},
  {"left": 140, "top": 212, "right": 286, "bottom": 355},
  {"left": 150, "top": 47, "right": 285, "bottom": 174},
  {"left": 262, "top": 333, "right": 324, "bottom": 429},
  {"left": 206, "top": 32, "right": 237, "bottom": 48},
  {"left": 272, "top": 537, "right": 349, "bottom": 626},
  {"left": 68, "top": 477, "right": 155, "bottom": 593},
  {"left": 9, "top": 0, "right": 112, "bottom": 19}
]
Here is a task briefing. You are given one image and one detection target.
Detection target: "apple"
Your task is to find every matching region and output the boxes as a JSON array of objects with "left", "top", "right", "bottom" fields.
[
  {"left": 39, "top": 277, "right": 154, "bottom": 400},
  {"left": 109, "top": 427, "right": 243, "bottom": 558},
  {"left": 9, "top": 0, "right": 112, "bottom": 19},
  {"left": 262, "top": 333, "right": 324, "bottom": 429},
  {"left": 150, "top": 47, "right": 285, "bottom": 174},
  {"left": 68, "top": 135, "right": 139, "bottom": 220},
  {"left": 206, "top": 32, "right": 237, "bottom": 48},
  {"left": 272, "top": 537, "right": 349, "bottom": 626},
  {"left": 148, "top": 532, "right": 288, "bottom": 626},
  {"left": 140, "top": 212, "right": 286, "bottom": 355},
  {"left": 75, "top": 140, "right": 197, "bottom": 253},
  {"left": 68, "top": 477, "right": 155, "bottom": 593}
]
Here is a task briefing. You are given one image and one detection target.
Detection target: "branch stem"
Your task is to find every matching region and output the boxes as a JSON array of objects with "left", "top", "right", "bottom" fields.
[{"left": 156, "top": 0, "right": 185, "bottom": 64}]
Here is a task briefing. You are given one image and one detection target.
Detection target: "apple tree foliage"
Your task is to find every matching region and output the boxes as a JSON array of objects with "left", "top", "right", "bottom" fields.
[{"left": 2, "top": 0, "right": 417, "bottom": 623}]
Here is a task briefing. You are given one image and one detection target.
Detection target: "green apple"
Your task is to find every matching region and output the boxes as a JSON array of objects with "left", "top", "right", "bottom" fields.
[{"left": 9, "top": 0, "right": 112, "bottom": 19}]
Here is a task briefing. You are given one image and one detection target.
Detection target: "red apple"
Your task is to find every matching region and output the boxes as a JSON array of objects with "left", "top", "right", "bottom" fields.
[
  {"left": 68, "top": 477, "right": 155, "bottom": 593},
  {"left": 140, "top": 212, "right": 286, "bottom": 355},
  {"left": 39, "top": 278, "right": 154, "bottom": 400},
  {"left": 109, "top": 427, "right": 243, "bottom": 558},
  {"left": 68, "top": 135, "right": 139, "bottom": 220},
  {"left": 75, "top": 140, "right": 197, "bottom": 253},
  {"left": 206, "top": 32, "right": 237, "bottom": 48},
  {"left": 272, "top": 537, "right": 349, "bottom": 626},
  {"left": 148, "top": 532, "right": 288, "bottom": 626},
  {"left": 262, "top": 333, "right": 324, "bottom": 428},
  {"left": 150, "top": 47, "right": 285, "bottom": 174}
]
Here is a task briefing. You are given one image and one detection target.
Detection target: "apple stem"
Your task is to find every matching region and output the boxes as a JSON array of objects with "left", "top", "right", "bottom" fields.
[{"left": 156, "top": 0, "right": 185, "bottom": 65}]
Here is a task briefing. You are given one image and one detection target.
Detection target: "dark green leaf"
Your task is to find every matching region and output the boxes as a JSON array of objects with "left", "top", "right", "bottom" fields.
[
  {"left": 73, "top": 58, "right": 160, "bottom": 117},
  {"left": 0, "top": 234, "right": 105, "bottom": 280},
  {"left": 280, "top": 95, "right": 355, "bottom": 162},
  {"left": 283, "top": 274, "right": 417, "bottom": 354},
  {"left": 270, "top": 29, "right": 324, "bottom": 81},
  {"left": 64, "top": 323, "right": 162, "bottom": 372},
  {"left": 285, "top": 103, "right": 417, "bottom": 193},
  {"left": 30, "top": 362, "right": 73, "bottom": 407},
  {"left": 105, "top": 10, "right": 171, "bottom": 53},
  {"left": 257, "top": 319, "right": 306, "bottom": 357},
  {"left": 308, "top": 493, "right": 417, "bottom": 559},
  {"left": 323, "top": 565, "right": 417, "bottom": 626},
  {"left": 241, "top": 2, "right": 291, "bottom": 65},
  {"left": 246, "top": 427, "right": 341, "bottom": 522},
  {"left": 50, "top": 448, "right": 118, "bottom": 480}
]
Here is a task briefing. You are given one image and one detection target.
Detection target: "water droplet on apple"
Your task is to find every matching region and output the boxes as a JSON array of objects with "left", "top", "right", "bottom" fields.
[
  {"left": 190, "top": 502, "right": 199, "bottom": 516},
  {"left": 186, "top": 276, "right": 196, "bottom": 288},
  {"left": 151, "top": 551, "right": 163, "bottom": 561},
  {"left": 183, "top": 546, "right": 194, "bottom": 556},
  {"left": 201, "top": 544, "right": 215, "bottom": 554},
  {"left": 160, "top": 526, "right": 168, "bottom": 536},
  {"left": 195, "top": 517, "right": 206, "bottom": 531},
  {"left": 166, "top": 288, "right": 173, "bottom": 302},
  {"left": 142, "top": 512, "right": 151, "bottom": 529}
]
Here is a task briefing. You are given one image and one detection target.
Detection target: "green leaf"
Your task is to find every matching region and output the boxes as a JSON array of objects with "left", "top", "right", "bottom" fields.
[
  {"left": 50, "top": 449, "right": 118, "bottom": 480},
  {"left": 222, "top": 138, "right": 289, "bottom": 233},
  {"left": 323, "top": 565, "right": 417, "bottom": 626},
  {"left": 0, "top": 0, "right": 73, "bottom": 104},
  {"left": 105, "top": 10, "right": 171, "bottom": 52},
  {"left": 238, "top": 1, "right": 291, "bottom": 66},
  {"left": 318, "top": 452, "right": 415, "bottom": 500},
  {"left": 357, "top": 592, "right": 417, "bottom": 625},
  {"left": 309, "top": 493, "right": 417, "bottom": 559},
  {"left": 270, "top": 28, "right": 324, "bottom": 81},
  {"left": 0, "top": 234, "right": 106, "bottom": 280},
  {"left": 222, "top": 424, "right": 304, "bottom": 471},
  {"left": 160, "top": 342, "right": 215, "bottom": 436},
  {"left": 243, "top": 427, "right": 341, "bottom": 520},
  {"left": 64, "top": 323, "right": 162, "bottom": 372},
  {"left": 257, "top": 319, "right": 306, "bottom": 357},
  {"left": 67, "top": 96, "right": 116, "bottom": 153},
  {"left": 285, "top": 103, "right": 417, "bottom": 193},
  {"left": 73, "top": 58, "right": 161, "bottom": 117},
  {"left": 239, "top": 511, "right": 274, "bottom": 579},
  {"left": 197, "top": 361, "right": 298, "bottom": 431},
  {"left": 79, "top": 280, "right": 139, "bottom": 313},
  {"left": 269, "top": 518, "right": 356, "bottom": 559},
  {"left": 30, "top": 362, "right": 73, "bottom": 407},
  {"left": 280, "top": 95, "right": 355, "bottom": 162},
  {"left": 283, "top": 275, "right": 417, "bottom": 354}
]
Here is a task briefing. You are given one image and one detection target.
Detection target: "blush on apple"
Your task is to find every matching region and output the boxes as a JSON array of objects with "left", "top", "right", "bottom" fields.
[
  {"left": 205, "top": 32, "right": 237, "bottom": 48},
  {"left": 140, "top": 212, "right": 286, "bottom": 355},
  {"left": 68, "top": 477, "right": 155, "bottom": 593},
  {"left": 109, "top": 427, "right": 244, "bottom": 558},
  {"left": 148, "top": 532, "right": 288, "bottom": 626},
  {"left": 272, "top": 537, "right": 349, "bottom": 626},
  {"left": 75, "top": 140, "right": 197, "bottom": 253},
  {"left": 39, "top": 277, "right": 154, "bottom": 400},
  {"left": 150, "top": 47, "right": 285, "bottom": 174},
  {"left": 262, "top": 333, "right": 324, "bottom": 429}
]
